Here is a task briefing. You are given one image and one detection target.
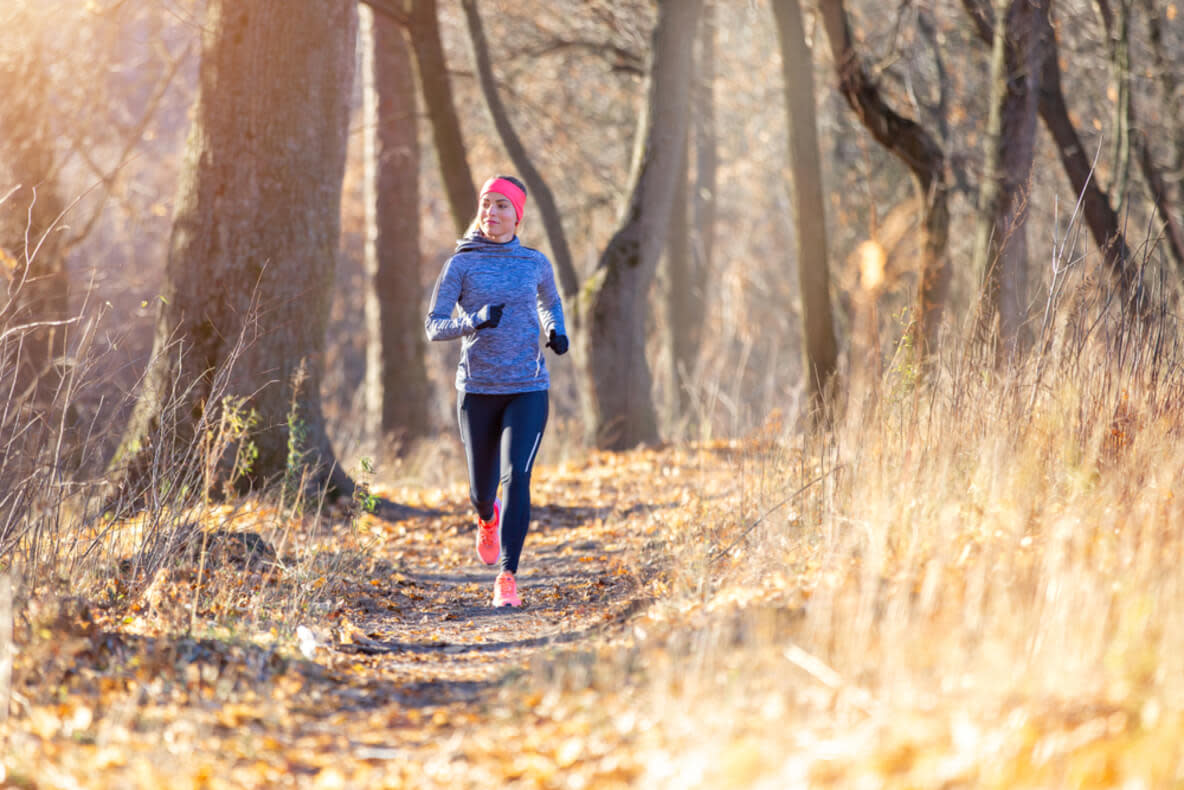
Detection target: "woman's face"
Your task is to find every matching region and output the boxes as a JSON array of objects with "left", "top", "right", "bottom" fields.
[{"left": 479, "top": 191, "right": 518, "bottom": 243}]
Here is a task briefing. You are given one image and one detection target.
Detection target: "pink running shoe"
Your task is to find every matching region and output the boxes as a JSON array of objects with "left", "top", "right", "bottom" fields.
[
  {"left": 492, "top": 571, "right": 521, "bottom": 608},
  {"left": 476, "top": 498, "right": 501, "bottom": 566}
]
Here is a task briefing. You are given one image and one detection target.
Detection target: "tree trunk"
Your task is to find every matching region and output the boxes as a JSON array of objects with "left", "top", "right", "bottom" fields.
[
  {"left": 1103, "top": 0, "right": 1133, "bottom": 221},
  {"left": 361, "top": 6, "right": 430, "bottom": 443},
  {"left": 773, "top": 0, "right": 838, "bottom": 414},
  {"left": 1095, "top": 0, "right": 1184, "bottom": 272},
  {"left": 666, "top": 0, "right": 716, "bottom": 423},
  {"left": 962, "top": 0, "right": 1136, "bottom": 292},
  {"left": 111, "top": 0, "right": 357, "bottom": 500},
  {"left": 972, "top": 0, "right": 1046, "bottom": 361},
  {"left": 692, "top": 0, "right": 717, "bottom": 298},
  {"left": 459, "top": 0, "right": 579, "bottom": 308},
  {"left": 581, "top": 0, "right": 702, "bottom": 451},
  {"left": 817, "top": 0, "right": 950, "bottom": 358},
  {"left": 1035, "top": 15, "right": 1134, "bottom": 281},
  {"left": 971, "top": 0, "right": 1010, "bottom": 351},
  {"left": 664, "top": 125, "right": 692, "bottom": 421},
  {"left": 409, "top": 0, "right": 476, "bottom": 237},
  {"left": 1141, "top": 0, "right": 1184, "bottom": 206},
  {"left": 0, "top": 49, "right": 69, "bottom": 409}
]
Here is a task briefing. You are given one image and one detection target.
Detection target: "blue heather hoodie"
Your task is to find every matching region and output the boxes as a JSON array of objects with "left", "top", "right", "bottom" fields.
[{"left": 425, "top": 234, "right": 566, "bottom": 394}]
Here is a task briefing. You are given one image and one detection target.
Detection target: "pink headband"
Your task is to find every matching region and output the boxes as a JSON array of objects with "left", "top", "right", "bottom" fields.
[{"left": 480, "top": 177, "right": 526, "bottom": 223}]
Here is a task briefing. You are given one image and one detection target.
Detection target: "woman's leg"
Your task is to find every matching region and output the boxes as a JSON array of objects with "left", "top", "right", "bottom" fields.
[
  {"left": 497, "top": 390, "right": 549, "bottom": 574},
  {"left": 457, "top": 392, "right": 506, "bottom": 521}
]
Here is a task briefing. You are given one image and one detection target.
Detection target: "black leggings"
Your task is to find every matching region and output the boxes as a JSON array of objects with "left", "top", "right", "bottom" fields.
[{"left": 456, "top": 390, "right": 548, "bottom": 574}]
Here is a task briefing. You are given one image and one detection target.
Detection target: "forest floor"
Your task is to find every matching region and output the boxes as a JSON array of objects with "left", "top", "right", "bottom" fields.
[
  {"left": 5, "top": 440, "right": 763, "bottom": 789},
  {"left": 7, "top": 431, "right": 1181, "bottom": 788}
]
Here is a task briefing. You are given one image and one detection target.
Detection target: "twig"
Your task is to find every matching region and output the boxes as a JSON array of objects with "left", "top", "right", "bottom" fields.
[
  {"left": 784, "top": 643, "right": 875, "bottom": 714},
  {"left": 59, "top": 39, "right": 194, "bottom": 256},
  {"left": 709, "top": 465, "right": 841, "bottom": 564},
  {"left": 0, "top": 316, "right": 81, "bottom": 343}
]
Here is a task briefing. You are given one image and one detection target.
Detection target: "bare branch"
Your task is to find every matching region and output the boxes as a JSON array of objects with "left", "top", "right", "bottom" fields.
[
  {"left": 1093, "top": 0, "right": 1184, "bottom": 271},
  {"left": 60, "top": 41, "right": 194, "bottom": 255},
  {"left": 518, "top": 37, "right": 645, "bottom": 76},
  {"left": 460, "top": 0, "right": 580, "bottom": 307},
  {"left": 0, "top": 316, "right": 81, "bottom": 344}
]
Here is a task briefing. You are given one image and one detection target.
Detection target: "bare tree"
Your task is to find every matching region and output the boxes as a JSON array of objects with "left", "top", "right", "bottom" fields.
[
  {"left": 971, "top": 0, "right": 1048, "bottom": 360},
  {"left": 692, "top": 0, "right": 718, "bottom": 303},
  {"left": 664, "top": 126, "right": 693, "bottom": 422},
  {"left": 360, "top": 5, "right": 431, "bottom": 443},
  {"left": 459, "top": 0, "right": 579, "bottom": 306},
  {"left": 817, "top": 0, "right": 951, "bottom": 359},
  {"left": 1094, "top": 0, "right": 1184, "bottom": 271},
  {"left": 1141, "top": 0, "right": 1184, "bottom": 209},
  {"left": 961, "top": 0, "right": 1136, "bottom": 294},
  {"left": 581, "top": 0, "right": 702, "bottom": 450},
  {"left": 665, "top": 0, "right": 716, "bottom": 423},
  {"left": 111, "top": 0, "right": 358, "bottom": 499},
  {"left": 0, "top": 46, "right": 69, "bottom": 409},
  {"left": 363, "top": 0, "right": 479, "bottom": 237},
  {"left": 409, "top": 0, "right": 477, "bottom": 236},
  {"left": 772, "top": 0, "right": 838, "bottom": 413}
]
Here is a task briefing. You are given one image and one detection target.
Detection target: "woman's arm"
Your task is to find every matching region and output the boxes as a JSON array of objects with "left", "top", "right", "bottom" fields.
[
  {"left": 535, "top": 254, "right": 566, "bottom": 338},
  {"left": 425, "top": 258, "right": 477, "bottom": 341}
]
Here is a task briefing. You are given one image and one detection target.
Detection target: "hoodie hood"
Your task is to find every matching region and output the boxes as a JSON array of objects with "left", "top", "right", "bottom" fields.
[{"left": 454, "top": 232, "right": 520, "bottom": 254}]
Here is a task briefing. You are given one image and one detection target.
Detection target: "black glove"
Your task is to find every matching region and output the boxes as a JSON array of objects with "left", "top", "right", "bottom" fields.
[
  {"left": 546, "top": 329, "right": 569, "bottom": 355},
  {"left": 474, "top": 303, "right": 504, "bottom": 330}
]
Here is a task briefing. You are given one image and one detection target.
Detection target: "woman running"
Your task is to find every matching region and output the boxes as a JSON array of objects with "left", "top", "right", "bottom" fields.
[{"left": 424, "top": 175, "right": 568, "bottom": 608}]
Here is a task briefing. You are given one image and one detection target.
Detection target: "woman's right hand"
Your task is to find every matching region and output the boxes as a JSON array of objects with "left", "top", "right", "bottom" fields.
[{"left": 474, "top": 303, "right": 505, "bottom": 329}]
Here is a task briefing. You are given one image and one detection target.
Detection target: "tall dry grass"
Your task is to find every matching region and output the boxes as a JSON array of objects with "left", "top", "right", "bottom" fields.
[
  {"left": 0, "top": 258, "right": 376, "bottom": 647},
  {"left": 629, "top": 252, "right": 1184, "bottom": 785}
]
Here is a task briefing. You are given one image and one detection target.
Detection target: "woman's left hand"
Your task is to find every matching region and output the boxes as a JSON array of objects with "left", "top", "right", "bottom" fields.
[{"left": 546, "top": 330, "right": 569, "bottom": 355}]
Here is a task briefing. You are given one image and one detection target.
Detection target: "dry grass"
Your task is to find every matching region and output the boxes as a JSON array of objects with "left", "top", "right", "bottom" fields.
[
  {"left": 5, "top": 301, "right": 1184, "bottom": 786},
  {"left": 616, "top": 274, "right": 1184, "bottom": 787}
]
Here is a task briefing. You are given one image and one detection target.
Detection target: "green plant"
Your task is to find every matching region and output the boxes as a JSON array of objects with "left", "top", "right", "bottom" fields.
[
  {"left": 352, "top": 456, "right": 379, "bottom": 516},
  {"left": 281, "top": 362, "right": 312, "bottom": 512},
  {"left": 223, "top": 396, "right": 260, "bottom": 482}
]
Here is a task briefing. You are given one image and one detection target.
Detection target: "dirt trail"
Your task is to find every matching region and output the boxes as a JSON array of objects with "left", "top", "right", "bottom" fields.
[
  {"left": 332, "top": 495, "right": 652, "bottom": 696},
  {"left": 8, "top": 446, "right": 708, "bottom": 788},
  {"left": 240, "top": 453, "right": 675, "bottom": 788}
]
